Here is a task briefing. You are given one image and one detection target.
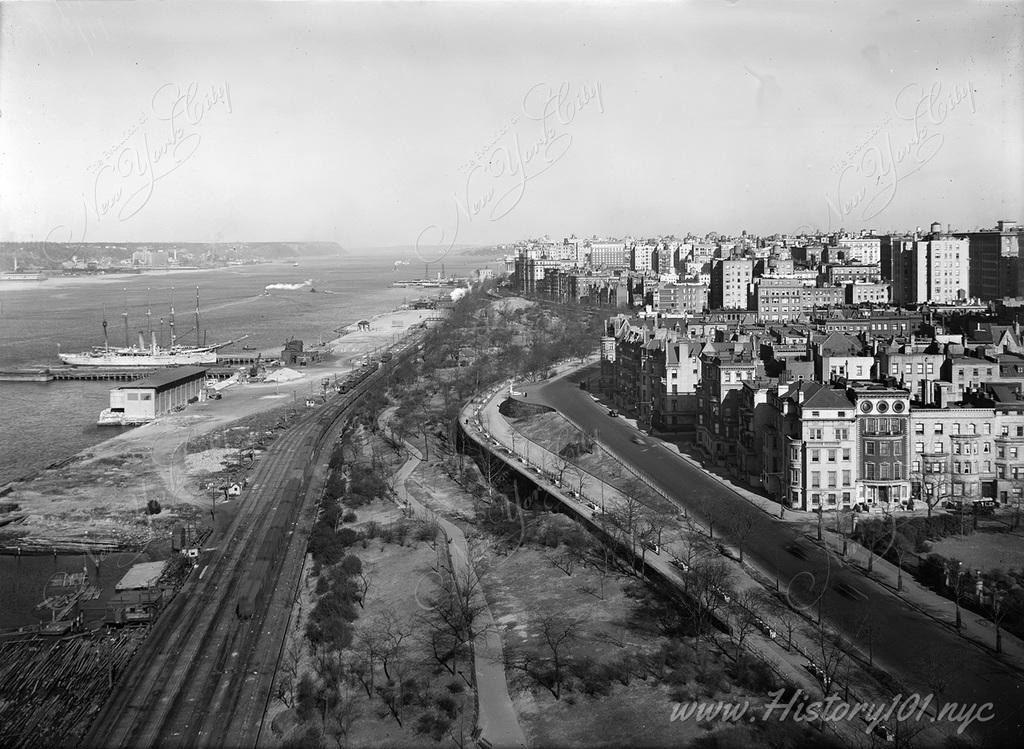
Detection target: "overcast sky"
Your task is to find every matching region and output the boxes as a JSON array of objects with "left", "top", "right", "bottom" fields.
[{"left": 1, "top": 0, "right": 1021, "bottom": 248}]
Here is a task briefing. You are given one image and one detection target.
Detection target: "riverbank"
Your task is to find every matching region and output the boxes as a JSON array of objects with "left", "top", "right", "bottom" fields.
[
  {"left": 0, "top": 307, "right": 443, "bottom": 552},
  {"left": 0, "top": 266, "right": 251, "bottom": 293}
]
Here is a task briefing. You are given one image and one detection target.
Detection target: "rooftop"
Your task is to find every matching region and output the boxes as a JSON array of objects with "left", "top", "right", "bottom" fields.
[
  {"left": 119, "top": 366, "right": 209, "bottom": 391},
  {"left": 115, "top": 561, "right": 167, "bottom": 591}
]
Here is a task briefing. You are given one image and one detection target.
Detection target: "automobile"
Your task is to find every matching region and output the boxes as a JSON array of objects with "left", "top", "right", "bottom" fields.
[
  {"left": 872, "top": 724, "right": 895, "bottom": 743},
  {"left": 804, "top": 661, "right": 826, "bottom": 680},
  {"left": 753, "top": 617, "right": 777, "bottom": 639},
  {"left": 642, "top": 540, "right": 661, "bottom": 554},
  {"left": 608, "top": 409, "right": 619, "bottom": 417},
  {"left": 631, "top": 436, "right": 646, "bottom": 446}
]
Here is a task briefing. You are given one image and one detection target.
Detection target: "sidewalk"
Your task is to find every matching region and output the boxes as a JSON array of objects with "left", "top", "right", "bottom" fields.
[
  {"left": 386, "top": 424, "right": 527, "bottom": 749},
  {"left": 812, "top": 527, "right": 1024, "bottom": 674},
  {"left": 463, "top": 384, "right": 967, "bottom": 746}
]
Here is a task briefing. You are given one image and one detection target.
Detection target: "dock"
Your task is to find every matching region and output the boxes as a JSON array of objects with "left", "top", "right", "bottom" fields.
[{"left": 0, "top": 366, "right": 245, "bottom": 383}]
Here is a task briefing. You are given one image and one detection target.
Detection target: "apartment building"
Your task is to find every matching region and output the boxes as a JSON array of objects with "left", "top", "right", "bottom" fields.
[{"left": 710, "top": 258, "right": 753, "bottom": 310}]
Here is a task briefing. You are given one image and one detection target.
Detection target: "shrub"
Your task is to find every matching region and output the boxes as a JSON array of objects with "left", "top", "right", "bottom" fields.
[
  {"left": 342, "top": 510, "right": 357, "bottom": 523},
  {"left": 146, "top": 498, "right": 162, "bottom": 515}
]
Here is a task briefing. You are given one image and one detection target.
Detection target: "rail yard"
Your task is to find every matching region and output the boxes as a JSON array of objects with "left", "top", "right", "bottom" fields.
[{"left": 77, "top": 337, "right": 418, "bottom": 748}]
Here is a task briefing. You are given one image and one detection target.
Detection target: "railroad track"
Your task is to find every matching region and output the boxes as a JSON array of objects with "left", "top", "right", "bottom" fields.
[{"left": 81, "top": 345, "right": 409, "bottom": 749}]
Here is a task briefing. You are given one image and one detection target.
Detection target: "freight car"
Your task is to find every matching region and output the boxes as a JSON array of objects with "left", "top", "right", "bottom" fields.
[{"left": 236, "top": 559, "right": 271, "bottom": 619}]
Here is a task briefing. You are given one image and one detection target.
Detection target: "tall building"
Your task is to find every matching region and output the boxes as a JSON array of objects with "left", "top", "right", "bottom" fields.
[
  {"left": 588, "top": 242, "right": 628, "bottom": 268},
  {"left": 891, "top": 224, "right": 969, "bottom": 305},
  {"left": 710, "top": 258, "right": 753, "bottom": 310},
  {"left": 834, "top": 235, "right": 881, "bottom": 265},
  {"left": 955, "top": 220, "right": 1023, "bottom": 301}
]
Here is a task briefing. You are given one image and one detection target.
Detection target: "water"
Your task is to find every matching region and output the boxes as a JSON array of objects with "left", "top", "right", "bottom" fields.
[
  {"left": 0, "top": 251, "right": 498, "bottom": 486},
  {"left": 0, "top": 552, "right": 143, "bottom": 630}
]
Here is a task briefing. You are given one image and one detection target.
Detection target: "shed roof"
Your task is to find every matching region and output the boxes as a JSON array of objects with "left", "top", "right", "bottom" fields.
[
  {"left": 115, "top": 561, "right": 167, "bottom": 591},
  {"left": 119, "top": 366, "right": 209, "bottom": 391}
]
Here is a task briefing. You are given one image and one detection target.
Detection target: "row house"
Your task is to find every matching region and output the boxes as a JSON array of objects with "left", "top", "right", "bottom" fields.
[
  {"left": 813, "top": 332, "right": 873, "bottom": 383},
  {"left": 696, "top": 345, "right": 762, "bottom": 464},
  {"left": 769, "top": 382, "right": 860, "bottom": 512},
  {"left": 846, "top": 281, "right": 891, "bottom": 305},
  {"left": 874, "top": 340, "right": 946, "bottom": 403},
  {"left": 656, "top": 339, "right": 702, "bottom": 431}
]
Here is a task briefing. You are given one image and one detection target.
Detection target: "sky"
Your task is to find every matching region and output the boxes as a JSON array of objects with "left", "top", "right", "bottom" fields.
[{"left": 1, "top": 0, "right": 1021, "bottom": 249}]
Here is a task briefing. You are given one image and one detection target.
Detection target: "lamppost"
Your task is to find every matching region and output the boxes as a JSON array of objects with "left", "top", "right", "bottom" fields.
[{"left": 949, "top": 560, "right": 964, "bottom": 630}]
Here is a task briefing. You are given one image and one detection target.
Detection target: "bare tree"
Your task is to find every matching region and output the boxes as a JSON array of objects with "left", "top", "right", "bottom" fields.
[
  {"left": 354, "top": 565, "right": 373, "bottom": 609},
  {"left": 727, "top": 589, "right": 762, "bottom": 660},
  {"left": 727, "top": 508, "right": 757, "bottom": 564},
  {"left": 912, "top": 452, "right": 952, "bottom": 518},
  {"left": 504, "top": 614, "right": 584, "bottom": 700},
  {"left": 682, "top": 557, "right": 734, "bottom": 641}
]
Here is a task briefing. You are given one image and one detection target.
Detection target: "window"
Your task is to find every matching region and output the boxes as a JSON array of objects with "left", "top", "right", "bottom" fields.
[
  {"left": 953, "top": 423, "right": 961, "bottom": 435},
  {"left": 1012, "top": 448, "right": 1019, "bottom": 459},
  {"left": 828, "top": 471, "right": 837, "bottom": 487},
  {"left": 865, "top": 418, "right": 876, "bottom": 433},
  {"left": 842, "top": 470, "right": 851, "bottom": 486},
  {"left": 894, "top": 442, "right": 902, "bottom": 456},
  {"left": 915, "top": 442, "right": 924, "bottom": 453},
  {"left": 953, "top": 443, "right": 961, "bottom": 455},
  {"left": 894, "top": 463, "right": 903, "bottom": 480},
  {"left": 880, "top": 463, "right": 891, "bottom": 479},
  {"left": 843, "top": 448, "right": 851, "bottom": 460},
  {"left": 880, "top": 443, "right": 889, "bottom": 456},
  {"left": 141, "top": 393, "right": 152, "bottom": 401},
  {"left": 866, "top": 463, "right": 876, "bottom": 479},
  {"left": 984, "top": 461, "right": 991, "bottom": 472},
  {"left": 866, "top": 442, "right": 875, "bottom": 455},
  {"left": 915, "top": 423, "right": 925, "bottom": 434},
  {"left": 985, "top": 423, "right": 992, "bottom": 435},
  {"left": 912, "top": 460, "right": 921, "bottom": 472},
  {"left": 836, "top": 428, "right": 849, "bottom": 440},
  {"left": 934, "top": 424, "right": 944, "bottom": 434},
  {"left": 791, "top": 446, "right": 799, "bottom": 460},
  {"left": 812, "top": 493, "right": 821, "bottom": 505},
  {"left": 811, "top": 472, "right": 820, "bottom": 488},
  {"left": 811, "top": 449, "right": 820, "bottom": 462},
  {"left": 828, "top": 449, "right": 837, "bottom": 462},
  {"left": 969, "top": 423, "right": 977, "bottom": 435}
]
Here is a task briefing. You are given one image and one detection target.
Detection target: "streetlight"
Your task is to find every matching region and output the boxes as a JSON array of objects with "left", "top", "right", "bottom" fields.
[{"left": 949, "top": 560, "right": 964, "bottom": 630}]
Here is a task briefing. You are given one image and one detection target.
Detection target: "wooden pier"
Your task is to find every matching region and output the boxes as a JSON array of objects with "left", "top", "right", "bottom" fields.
[{"left": 0, "top": 366, "right": 243, "bottom": 383}]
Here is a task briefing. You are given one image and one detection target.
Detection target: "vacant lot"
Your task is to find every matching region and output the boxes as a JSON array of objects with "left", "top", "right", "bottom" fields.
[{"left": 930, "top": 531, "right": 1024, "bottom": 571}]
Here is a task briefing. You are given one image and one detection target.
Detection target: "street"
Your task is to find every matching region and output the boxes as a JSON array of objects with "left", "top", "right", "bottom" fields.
[{"left": 529, "top": 372, "right": 1024, "bottom": 746}]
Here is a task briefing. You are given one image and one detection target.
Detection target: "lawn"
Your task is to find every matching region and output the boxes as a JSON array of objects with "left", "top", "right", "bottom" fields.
[{"left": 929, "top": 531, "right": 1024, "bottom": 572}]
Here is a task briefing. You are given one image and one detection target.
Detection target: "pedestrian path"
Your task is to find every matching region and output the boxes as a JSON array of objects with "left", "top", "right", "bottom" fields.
[{"left": 385, "top": 422, "right": 527, "bottom": 749}]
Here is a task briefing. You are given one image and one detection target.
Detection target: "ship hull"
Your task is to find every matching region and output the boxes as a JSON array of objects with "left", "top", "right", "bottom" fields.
[{"left": 60, "top": 351, "right": 218, "bottom": 367}]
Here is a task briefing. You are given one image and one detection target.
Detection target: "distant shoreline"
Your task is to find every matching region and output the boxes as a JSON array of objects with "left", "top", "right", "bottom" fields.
[{"left": 0, "top": 265, "right": 260, "bottom": 292}]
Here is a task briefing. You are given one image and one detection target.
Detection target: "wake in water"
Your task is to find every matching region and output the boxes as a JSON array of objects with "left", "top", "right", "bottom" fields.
[{"left": 264, "top": 279, "right": 314, "bottom": 290}]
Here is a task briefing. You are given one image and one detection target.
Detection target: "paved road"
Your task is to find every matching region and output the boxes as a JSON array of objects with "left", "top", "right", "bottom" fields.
[{"left": 530, "top": 372, "right": 1024, "bottom": 747}]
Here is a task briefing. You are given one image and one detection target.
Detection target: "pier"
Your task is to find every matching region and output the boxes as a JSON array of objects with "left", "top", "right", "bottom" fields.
[{"left": 0, "top": 366, "right": 245, "bottom": 383}]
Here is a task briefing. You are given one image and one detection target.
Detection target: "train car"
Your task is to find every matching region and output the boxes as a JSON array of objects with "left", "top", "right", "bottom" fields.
[{"left": 236, "top": 559, "right": 271, "bottom": 619}]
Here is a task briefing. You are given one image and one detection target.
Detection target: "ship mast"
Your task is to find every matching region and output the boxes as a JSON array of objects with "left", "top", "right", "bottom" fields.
[
  {"left": 169, "top": 287, "right": 175, "bottom": 349},
  {"left": 101, "top": 305, "right": 109, "bottom": 352},
  {"left": 194, "top": 286, "right": 201, "bottom": 347},
  {"left": 122, "top": 288, "right": 130, "bottom": 348}
]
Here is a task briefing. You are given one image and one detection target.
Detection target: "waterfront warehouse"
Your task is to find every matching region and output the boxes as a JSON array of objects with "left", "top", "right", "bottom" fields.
[{"left": 99, "top": 366, "right": 209, "bottom": 425}]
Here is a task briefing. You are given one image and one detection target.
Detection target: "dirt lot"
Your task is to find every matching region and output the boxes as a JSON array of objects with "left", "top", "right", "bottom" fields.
[
  {"left": 929, "top": 531, "right": 1024, "bottom": 571},
  {"left": 0, "top": 309, "right": 433, "bottom": 552}
]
